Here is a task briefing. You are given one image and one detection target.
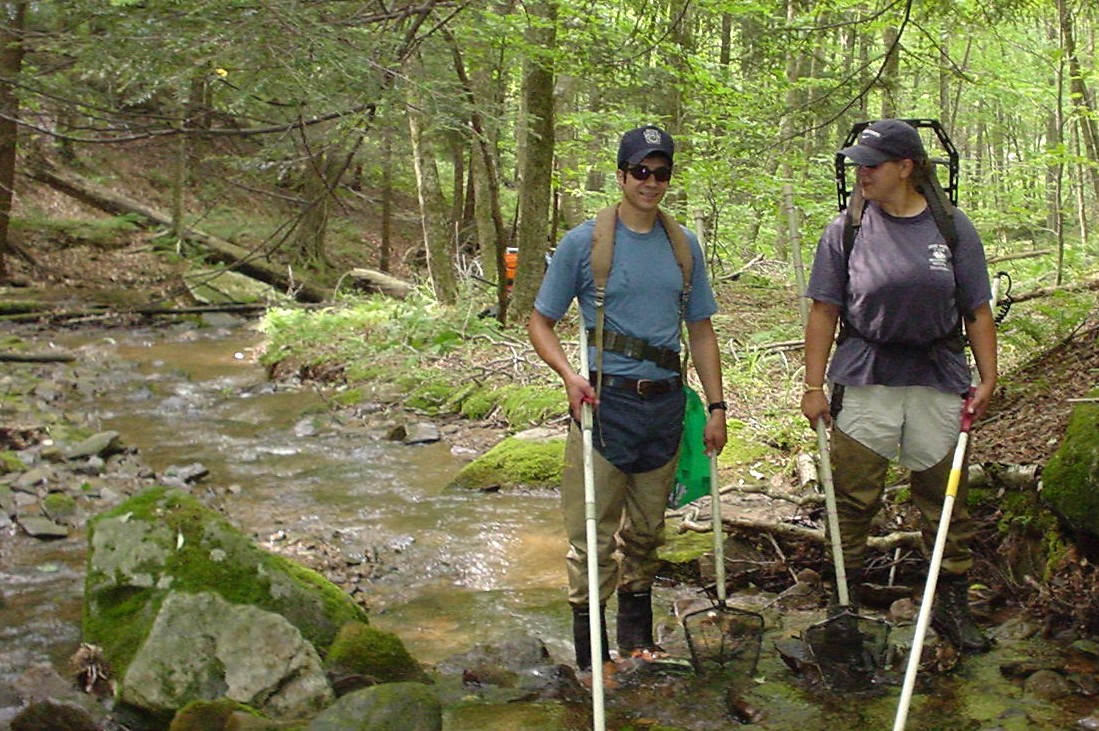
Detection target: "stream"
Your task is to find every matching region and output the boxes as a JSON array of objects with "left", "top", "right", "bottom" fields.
[{"left": 2, "top": 318, "right": 1097, "bottom": 730}]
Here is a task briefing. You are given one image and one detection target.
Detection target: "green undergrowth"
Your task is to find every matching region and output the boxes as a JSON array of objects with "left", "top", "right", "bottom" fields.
[{"left": 260, "top": 288, "right": 565, "bottom": 431}]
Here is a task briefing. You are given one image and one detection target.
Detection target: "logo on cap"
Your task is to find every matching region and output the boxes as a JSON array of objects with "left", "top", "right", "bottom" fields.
[{"left": 644, "top": 128, "right": 663, "bottom": 145}]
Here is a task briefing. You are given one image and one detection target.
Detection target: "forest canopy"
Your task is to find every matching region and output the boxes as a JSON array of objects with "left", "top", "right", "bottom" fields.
[{"left": 0, "top": 0, "right": 1095, "bottom": 324}]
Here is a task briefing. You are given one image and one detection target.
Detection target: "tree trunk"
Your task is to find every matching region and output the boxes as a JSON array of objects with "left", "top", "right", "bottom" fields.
[
  {"left": 509, "top": 0, "right": 557, "bottom": 328},
  {"left": 380, "top": 122, "right": 393, "bottom": 272},
  {"left": 443, "top": 26, "right": 508, "bottom": 319},
  {"left": 0, "top": 1, "right": 27, "bottom": 284},
  {"left": 407, "top": 65, "right": 458, "bottom": 305},
  {"left": 1059, "top": 0, "right": 1099, "bottom": 203}
]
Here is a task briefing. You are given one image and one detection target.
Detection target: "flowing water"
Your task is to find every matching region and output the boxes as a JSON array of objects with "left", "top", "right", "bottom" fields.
[{"left": 3, "top": 320, "right": 1095, "bottom": 730}]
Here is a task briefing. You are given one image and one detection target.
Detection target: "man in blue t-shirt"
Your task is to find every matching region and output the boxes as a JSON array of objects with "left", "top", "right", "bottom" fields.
[{"left": 528, "top": 125, "right": 727, "bottom": 677}]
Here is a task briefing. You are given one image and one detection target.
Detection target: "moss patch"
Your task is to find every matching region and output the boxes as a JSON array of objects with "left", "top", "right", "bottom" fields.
[{"left": 449, "top": 436, "right": 564, "bottom": 490}]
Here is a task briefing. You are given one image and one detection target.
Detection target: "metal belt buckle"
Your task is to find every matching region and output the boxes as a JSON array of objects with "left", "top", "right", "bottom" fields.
[{"left": 635, "top": 379, "right": 654, "bottom": 396}]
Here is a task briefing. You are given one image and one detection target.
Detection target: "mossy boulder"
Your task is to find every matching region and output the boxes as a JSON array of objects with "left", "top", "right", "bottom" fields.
[
  {"left": 448, "top": 431, "right": 565, "bottom": 490},
  {"left": 84, "top": 485, "right": 370, "bottom": 677},
  {"left": 306, "top": 682, "right": 441, "bottom": 731},
  {"left": 168, "top": 698, "right": 262, "bottom": 731},
  {"left": 1041, "top": 393, "right": 1099, "bottom": 554},
  {"left": 326, "top": 622, "right": 430, "bottom": 684}
]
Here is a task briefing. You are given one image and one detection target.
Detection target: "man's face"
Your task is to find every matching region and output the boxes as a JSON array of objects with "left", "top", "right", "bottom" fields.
[{"left": 617, "top": 154, "right": 672, "bottom": 212}]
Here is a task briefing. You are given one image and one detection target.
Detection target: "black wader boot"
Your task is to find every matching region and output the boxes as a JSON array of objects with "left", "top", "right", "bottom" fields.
[
  {"left": 572, "top": 603, "right": 610, "bottom": 671},
  {"left": 616, "top": 589, "right": 661, "bottom": 657},
  {"left": 932, "top": 573, "right": 991, "bottom": 654}
]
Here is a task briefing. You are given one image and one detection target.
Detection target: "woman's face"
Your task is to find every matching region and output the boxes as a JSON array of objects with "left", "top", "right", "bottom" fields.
[{"left": 856, "top": 158, "right": 913, "bottom": 201}]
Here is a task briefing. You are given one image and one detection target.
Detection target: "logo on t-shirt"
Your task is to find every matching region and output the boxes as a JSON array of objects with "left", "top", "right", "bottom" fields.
[{"left": 928, "top": 242, "right": 951, "bottom": 273}]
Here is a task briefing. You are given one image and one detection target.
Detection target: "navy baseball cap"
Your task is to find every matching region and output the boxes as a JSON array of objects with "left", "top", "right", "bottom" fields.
[
  {"left": 618, "top": 125, "right": 675, "bottom": 168},
  {"left": 840, "top": 119, "right": 927, "bottom": 166}
]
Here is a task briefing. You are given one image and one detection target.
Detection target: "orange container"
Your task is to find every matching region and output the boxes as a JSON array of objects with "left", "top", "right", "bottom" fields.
[{"left": 504, "top": 248, "right": 519, "bottom": 288}]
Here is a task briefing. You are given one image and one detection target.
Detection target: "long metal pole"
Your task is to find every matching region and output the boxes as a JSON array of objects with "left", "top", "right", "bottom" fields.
[{"left": 577, "top": 314, "right": 605, "bottom": 731}]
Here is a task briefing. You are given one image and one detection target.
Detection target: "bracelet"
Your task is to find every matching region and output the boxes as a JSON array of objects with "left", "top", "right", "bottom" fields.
[
  {"left": 707, "top": 401, "right": 728, "bottom": 414},
  {"left": 803, "top": 384, "right": 825, "bottom": 392}
]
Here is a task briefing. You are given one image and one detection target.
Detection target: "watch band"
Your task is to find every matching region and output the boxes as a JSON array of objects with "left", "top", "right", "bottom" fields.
[{"left": 707, "top": 401, "right": 728, "bottom": 414}]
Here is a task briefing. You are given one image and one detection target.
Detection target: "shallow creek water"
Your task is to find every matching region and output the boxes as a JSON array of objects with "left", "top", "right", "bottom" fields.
[{"left": 2, "top": 321, "right": 1096, "bottom": 730}]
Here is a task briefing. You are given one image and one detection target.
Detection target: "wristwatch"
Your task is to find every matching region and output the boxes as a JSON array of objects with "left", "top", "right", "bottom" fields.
[{"left": 707, "top": 401, "right": 728, "bottom": 414}]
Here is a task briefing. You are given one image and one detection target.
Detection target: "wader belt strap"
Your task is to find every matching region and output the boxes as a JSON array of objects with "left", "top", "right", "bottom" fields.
[{"left": 587, "top": 329, "right": 682, "bottom": 372}]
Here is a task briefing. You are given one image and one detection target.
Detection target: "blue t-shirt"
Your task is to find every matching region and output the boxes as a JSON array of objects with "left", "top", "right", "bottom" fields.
[
  {"left": 805, "top": 202, "right": 991, "bottom": 394},
  {"left": 534, "top": 216, "right": 717, "bottom": 380}
]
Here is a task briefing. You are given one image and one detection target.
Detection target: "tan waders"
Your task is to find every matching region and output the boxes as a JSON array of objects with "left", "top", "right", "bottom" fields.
[{"left": 830, "top": 427, "right": 990, "bottom": 653}]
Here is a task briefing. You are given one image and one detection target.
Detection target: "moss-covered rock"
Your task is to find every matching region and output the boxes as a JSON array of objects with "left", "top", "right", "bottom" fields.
[
  {"left": 0, "top": 450, "right": 26, "bottom": 474},
  {"left": 1041, "top": 393, "right": 1099, "bottom": 552},
  {"left": 448, "top": 432, "right": 564, "bottom": 490},
  {"left": 306, "top": 682, "right": 441, "bottom": 731},
  {"left": 325, "top": 622, "right": 430, "bottom": 684},
  {"left": 168, "top": 698, "right": 261, "bottom": 731},
  {"left": 84, "top": 486, "right": 370, "bottom": 677}
]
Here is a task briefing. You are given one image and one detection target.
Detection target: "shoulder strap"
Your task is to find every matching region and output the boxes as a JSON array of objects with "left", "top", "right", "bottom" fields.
[{"left": 588, "top": 206, "right": 693, "bottom": 394}]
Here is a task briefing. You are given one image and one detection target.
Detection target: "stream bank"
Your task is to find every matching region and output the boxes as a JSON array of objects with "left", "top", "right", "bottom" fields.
[{"left": 2, "top": 316, "right": 1099, "bottom": 730}]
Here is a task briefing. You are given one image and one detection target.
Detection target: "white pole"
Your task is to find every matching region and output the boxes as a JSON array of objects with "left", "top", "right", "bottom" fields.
[
  {"left": 892, "top": 430, "right": 967, "bottom": 730},
  {"left": 710, "top": 453, "right": 726, "bottom": 605},
  {"left": 577, "top": 314, "right": 605, "bottom": 731},
  {"left": 893, "top": 274, "right": 1003, "bottom": 730}
]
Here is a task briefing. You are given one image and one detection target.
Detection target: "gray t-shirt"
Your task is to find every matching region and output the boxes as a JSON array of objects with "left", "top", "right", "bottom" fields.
[
  {"left": 805, "top": 202, "right": 991, "bottom": 394},
  {"left": 534, "top": 216, "right": 717, "bottom": 380}
]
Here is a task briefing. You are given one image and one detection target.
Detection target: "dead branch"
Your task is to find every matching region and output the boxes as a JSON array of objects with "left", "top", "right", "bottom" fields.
[{"left": 987, "top": 249, "right": 1052, "bottom": 265}]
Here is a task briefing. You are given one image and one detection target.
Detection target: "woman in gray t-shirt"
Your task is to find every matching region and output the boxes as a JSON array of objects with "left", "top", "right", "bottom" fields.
[{"left": 801, "top": 119, "right": 997, "bottom": 655}]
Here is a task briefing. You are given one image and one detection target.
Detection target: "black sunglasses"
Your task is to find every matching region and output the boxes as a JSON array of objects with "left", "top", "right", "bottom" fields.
[{"left": 625, "top": 164, "right": 672, "bottom": 182}]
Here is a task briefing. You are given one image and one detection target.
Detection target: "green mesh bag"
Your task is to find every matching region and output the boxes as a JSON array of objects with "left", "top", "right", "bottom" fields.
[{"left": 670, "top": 386, "right": 711, "bottom": 508}]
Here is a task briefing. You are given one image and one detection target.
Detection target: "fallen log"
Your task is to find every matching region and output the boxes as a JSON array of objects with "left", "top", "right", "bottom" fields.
[
  {"left": 337, "top": 268, "right": 413, "bottom": 299},
  {"left": 0, "top": 352, "right": 75, "bottom": 362},
  {"left": 24, "top": 160, "right": 362, "bottom": 304},
  {"left": 679, "top": 512, "right": 922, "bottom": 553}
]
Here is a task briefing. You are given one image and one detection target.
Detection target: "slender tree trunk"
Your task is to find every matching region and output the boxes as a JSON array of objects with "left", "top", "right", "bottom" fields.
[
  {"left": 380, "top": 122, "right": 393, "bottom": 272},
  {"left": 509, "top": 0, "right": 557, "bottom": 327},
  {"left": 0, "top": 1, "right": 27, "bottom": 284},
  {"left": 408, "top": 70, "right": 458, "bottom": 304},
  {"left": 1059, "top": 0, "right": 1099, "bottom": 203},
  {"left": 443, "top": 27, "right": 508, "bottom": 319},
  {"left": 880, "top": 25, "right": 900, "bottom": 118}
]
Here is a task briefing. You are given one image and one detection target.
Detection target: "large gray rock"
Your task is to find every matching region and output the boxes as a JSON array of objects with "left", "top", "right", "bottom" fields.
[
  {"left": 121, "top": 591, "right": 333, "bottom": 718},
  {"left": 84, "top": 486, "right": 376, "bottom": 716},
  {"left": 307, "top": 682, "right": 441, "bottom": 731}
]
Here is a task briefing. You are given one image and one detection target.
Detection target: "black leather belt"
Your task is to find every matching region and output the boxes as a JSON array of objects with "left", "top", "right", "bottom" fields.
[
  {"left": 592, "top": 373, "right": 682, "bottom": 397},
  {"left": 588, "top": 329, "right": 681, "bottom": 372}
]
